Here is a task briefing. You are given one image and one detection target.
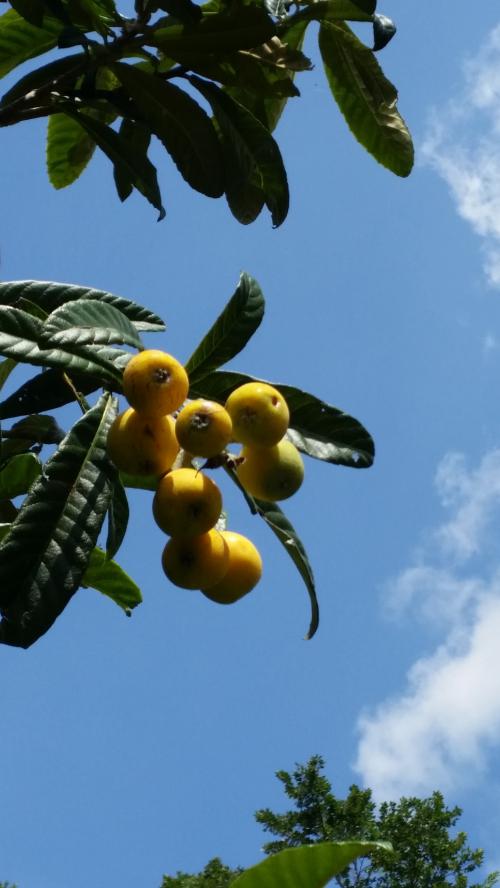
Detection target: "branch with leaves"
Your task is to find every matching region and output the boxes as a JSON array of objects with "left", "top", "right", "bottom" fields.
[{"left": 0, "top": 0, "right": 413, "bottom": 225}]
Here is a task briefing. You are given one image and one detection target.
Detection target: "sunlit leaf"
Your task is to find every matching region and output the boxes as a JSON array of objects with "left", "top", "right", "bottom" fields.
[
  {"left": 40, "top": 298, "right": 144, "bottom": 349},
  {"left": 0, "top": 8, "right": 60, "bottom": 79},
  {"left": 0, "top": 452, "right": 41, "bottom": 498},
  {"left": 232, "top": 842, "right": 393, "bottom": 888},
  {"left": 82, "top": 546, "right": 141, "bottom": 614},
  {"left": 319, "top": 21, "right": 413, "bottom": 176}
]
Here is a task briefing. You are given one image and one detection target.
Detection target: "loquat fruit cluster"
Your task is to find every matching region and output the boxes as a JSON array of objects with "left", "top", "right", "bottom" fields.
[{"left": 106, "top": 350, "right": 304, "bottom": 606}]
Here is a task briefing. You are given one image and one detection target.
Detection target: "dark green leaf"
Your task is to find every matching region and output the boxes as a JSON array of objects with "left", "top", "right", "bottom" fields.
[
  {"left": 186, "top": 273, "right": 265, "bottom": 385},
  {"left": 0, "top": 357, "right": 16, "bottom": 392},
  {"left": 192, "top": 371, "right": 375, "bottom": 468},
  {"left": 112, "top": 63, "right": 224, "bottom": 199},
  {"left": 373, "top": 14, "right": 396, "bottom": 51},
  {"left": 82, "top": 546, "right": 141, "bottom": 614},
  {"left": 113, "top": 118, "right": 151, "bottom": 203},
  {"left": 40, "top": 299, "right": 144, "bottom": 349},
  {"left": 0, "top": 305, "right": 128, "bottom": 382},
  {"left": 223, "top": 460, "right": 318, "bottom": 638},
  {"left": 66, "top": 111, "right": 166, "bottom": 220},
  {"left": 150, "top": 0, "right": 202, "bottom": 23},
  {"left": 0, "top": 452, "right": 41, "bottom": 498},
  {"left": 9, "top": 0, "right": 45, "bottom": 28},
  {"left": 0, "top": 523, "right": 10, "bottom": 542},
  {"left": 191, "top": 77, "right": 289, "bottom": 227},
  {"left": 0, "top": 8, "right": 61, "bottom": 79},
  {"left": 0, "top": 280, "right": 165, "bottom": 331},
  {"left": 255, "top": 499, "right": 318, "bottom": 640},
  {"left": 1, "top": 50, "right": 84, "bottom": 110},
  {"left": 349, "top": 0, "right": 375, "bottom": 11},
  {"left": 226, "top": 18, "right": 308, "bottom": 133},
  {"left": 0, "top": 368, "right": 102, "bottom": 420},
  {"left": 0, "top": 413, "right": 64, "bottom": 458},
  {"left": 292, "top": 0, "right": 374, "bottom": 23},
  {"left": 232, "top": 842, "right": 393, "bottom": 888},
  {"left": 318, "top": 21, "right": 413, "bottom": 177},
  {"left": 106, "top": 472, "right": 129, "bottom": 559},
  {"left": 149, "top": 6, "right": 275, "bottom": 55},
  {"left": 0, "top": 394, "right": 117, "bottom": 648}
]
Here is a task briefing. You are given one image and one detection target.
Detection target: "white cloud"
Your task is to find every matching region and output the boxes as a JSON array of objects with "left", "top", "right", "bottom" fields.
[
  {"left": 354, "top": 448, "right": 500, "bottom": 799},
  {"left": 422, "top": 22, "right": 500, "bottom": 286}
]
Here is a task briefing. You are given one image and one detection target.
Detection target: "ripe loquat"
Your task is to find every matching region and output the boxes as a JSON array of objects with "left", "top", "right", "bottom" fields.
[
  {"left": 175, "top": 399, "right": 232, "bottom": 457},
  {"left": 123, "top": 349, "right": 189, "bottom": 417},
  {"left": 161, "top": 529, "right": 229, "bottom": 590},
  {"left": 236, "top": 439, "right": 304, "bottom": 501},
  {"left": 201, "top": 531, "right": 262, "bottom": 604},
  {"left": 225, "top": 382, "right": 289, "bottom": 447},
  {"left": 107, "top": 408, "right": 179, "bottom": 476},
  {"left": 153, "top": 468, "right": 222, "bottom": 537}
]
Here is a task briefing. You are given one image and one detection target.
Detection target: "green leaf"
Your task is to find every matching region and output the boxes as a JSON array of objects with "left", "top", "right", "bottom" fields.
[
  {"left": 0, "top": 368, "right": 102, "bottom": 420},
  {"left": 186, "top": 273, "right": 265, "bottom": 385},
  {"left": 190, "top": 76, "right": 289, "bottom": 227},
  {"left": 82, "top": 546, "right": 141, "bottom": 614},
  {"left": 0, "top": 279, "right": 165, "bottom": 331},
  {"left": 46, "top": 112, "right": 97, "bottom": 189},
  {"left": 255, "top": 499, "right": 318, "bottom": 640},
  {"left": 112, "top": 63, "right": 224, "bottom": 199},
  {"left": 191, "top": 371, "right": 375, "bottom": 468},
  {"left": 0, "top": 394, "right": 117, "bottom": 648},
  {"left": 0, "top": 523, "right": 10, "bottom": 542},
  {"left": 0, "top": 357, "right": 16, "bottom": 393},
  {"left": 113, "top": 118, "right": 152, "bottom": 203},
  {"left": 40, "top": 299, "right": 144, "bottom": 349},
  {"left": 0, "top": 452, "right": 41, "bottom": 498},
  {"left": 232, "top": 842, "right": 393, "bottom": 888},
  {"left": 1, "top": 44, "right": 83, "bottom": 107},
  {"left": 293, "top": 0, "right": 374, "bottom": 23},
  {"left": 0, "top": 8, "right": 61, "bottom": 79},
  {"left": 318, "top": 21, "right": 413, "bottom": 177},
  {"left": 119, "top": 471, "right": 158, "bottom": 491},
  {"left": 0, "top": 413, "right": 64, "bottom": 458},
  {"left": 106, "top": 472, "right": 129, "bottom": 559},
  {"left": 0, "top": 305, "right": 127, "bottom": 383},
  {"left": 65, "top": 111, "right": 166, "bottom": 220},
  {"left": 9, "top": 0, "right": 45, "bottom": 28},
  {"left": 227, "top": 18, "right": 308, "bottom": 133},
  {"left": 149, "top": 6, "right": 275, "bottom": 55}
]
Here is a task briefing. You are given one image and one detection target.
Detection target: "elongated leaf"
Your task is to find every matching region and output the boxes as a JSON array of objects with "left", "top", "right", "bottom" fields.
[
  {"left": 293, "top": 0, "right": 373, "bottom": 23},
  {"left": 319, "top": 21, "right": 413, "bottom": 177},
  {"left": 192, "top": 371, "right": 374, "bottom": 468},
  {"left": 40, "top": 299, "right": 143, "bottom": 349},
  {"left": 82, "top": 546, "right": 141, "bottom": 614},
  {"left": 47, "top": 112, "right": 97, "bottom": 188},
  {"left": 0, "top": 357, "right": 16, "bottom": 392},
  {"left": 232, "top": 842, "right": 393, "bottom": 888},
  {"left": 0, "top": 8, "right": 60, "bottom": 79},
  {"left": 186, "top": 273, "right": 265, "bottom": 385},
  {"left": 0, "top": 394, "right": 117, "bottom": 648},
  {"left": 113, "top": 118, "right": 151, "bottom": 202},
  {"left": 0, "top": 452, "right": 41, "bottom": 498},
  {"left": 255, "top": 499, "right": 318, "bottom": 639},
  {"left": 106, "top": 472, "right": 129, "bottom": 559},
  {"left": 112, "top": 63, "right": 224, "bottom": 199},
  {"left": 150, "top": 6, "right": 275, "bottom": 55},
  {"left": 0, "top": 280, "right": 165, "bottom": 331},
  {"left": 227, "top": 18, "right": 308, "bottom": 133},
  {"left": 191, "top": 77, "right": 288, "bottom": 227},
  {"left": 223, "top": 460, "right": 317, "bottom": 637},
  {"left": 0, "top": 51, "right": 85, "bottom": 107},
  {"left": 0, "top": 305, "right": 127, "bottom": 383},
  {"left": 0, "top": 413, "right": 64, "bottom": 458},
  {"left": 0, "top": 368, "right": 101, "bottom": 420},
  {"left": 66, "top": 111, "right": 166, "bottom": 220},
  {"left": 9, "top": 0, "right": 46, "bottom": 28},
  {"left": 0, "top": 523, "right": 10, "bottom": 542}
]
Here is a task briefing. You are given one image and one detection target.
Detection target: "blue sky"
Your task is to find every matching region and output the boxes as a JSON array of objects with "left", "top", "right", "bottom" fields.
[{"left": 2, "top": 3, "right": 500, "bottom": 886}]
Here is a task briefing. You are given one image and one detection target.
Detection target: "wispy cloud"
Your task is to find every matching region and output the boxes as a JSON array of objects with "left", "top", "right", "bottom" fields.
[
  {"left": 422, "top": 23, "right": 500, "bottom": 286},
  {"left": 354, "top": 448, "right": 500, "bottom": 799}
]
